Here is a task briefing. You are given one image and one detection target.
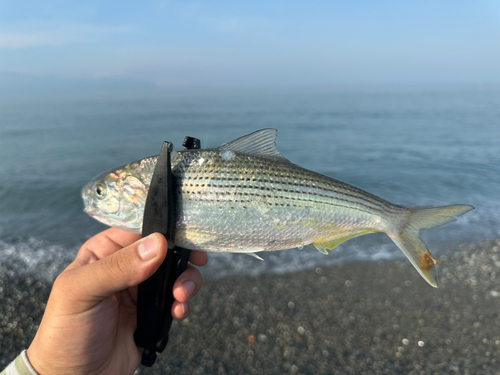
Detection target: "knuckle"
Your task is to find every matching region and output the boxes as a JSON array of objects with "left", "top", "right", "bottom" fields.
[
  {"left": 53, "top": 272, "right": 70, "bottom": 289},
  {"left": 105, "top": 253, "right": 128, "bottom": 279},
  {"left": 104, "top": 249, "right": 145, "bottom": 287},
  {"left": 51, "top": 271, "right": 73, "bottom": 298}
]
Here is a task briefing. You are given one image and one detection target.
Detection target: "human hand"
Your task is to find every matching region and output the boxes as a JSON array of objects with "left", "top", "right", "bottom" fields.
[{"left": 26, "top": 228, "right": 208, "bottom": 375}]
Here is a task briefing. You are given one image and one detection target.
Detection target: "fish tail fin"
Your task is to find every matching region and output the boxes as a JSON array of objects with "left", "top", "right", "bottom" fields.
[{"left": 388, "top": 205, "right": 474, "bottom": 287}]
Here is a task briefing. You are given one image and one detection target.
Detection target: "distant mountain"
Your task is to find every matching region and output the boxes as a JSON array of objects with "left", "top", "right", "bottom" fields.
[{"left": 0, "top": 72, "right": 159, "bottom": 98}]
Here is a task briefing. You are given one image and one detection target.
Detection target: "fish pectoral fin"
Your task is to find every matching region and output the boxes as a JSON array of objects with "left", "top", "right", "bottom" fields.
[
  {"left": 219, "top": 128, "right": 291, "bottom": 164},
  {"left": 247, "top": 253, "right": 264, "bottom": 261},
  {"left": 313, "top": 233, "right": 362, "bottom": 255}
]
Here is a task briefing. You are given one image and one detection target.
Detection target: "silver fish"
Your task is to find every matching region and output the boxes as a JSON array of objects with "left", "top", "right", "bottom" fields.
[{"left": 82, "top": 129, "right": 473, "bottom": 287}]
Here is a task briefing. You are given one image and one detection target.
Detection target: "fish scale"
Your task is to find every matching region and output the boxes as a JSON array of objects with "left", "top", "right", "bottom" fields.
[
  {"left": 82, "top": 129, "right": 474, "bottom": 287},
  {"left": 191, "top": 154, "right": 394, "bottom": 216},
  {"left": 175, "top": 150, "right": 384, "bottom": 251}
]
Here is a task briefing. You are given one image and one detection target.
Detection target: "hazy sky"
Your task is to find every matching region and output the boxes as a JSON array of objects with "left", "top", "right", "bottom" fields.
[{"left": 1, "top": 0, "right": 499, "bottom": 87}]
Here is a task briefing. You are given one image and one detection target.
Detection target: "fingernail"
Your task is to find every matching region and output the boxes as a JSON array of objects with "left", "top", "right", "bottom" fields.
[
  {"left": 174, "top": 302, "right": 187, "bottom": 317},
  {"left": 181, "top": 302, "right": 188, "bottom": 316},
  {"left": 183, "top": 281, "right": 195, "bottom": 298},
  {"left": 138, "top": 235, "right": 158, "bottom": 260}
]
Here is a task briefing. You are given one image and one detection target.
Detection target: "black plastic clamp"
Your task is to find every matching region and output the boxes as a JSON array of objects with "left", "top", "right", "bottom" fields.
[{"left": 134, "top": 136, "right": 201, "bottom": 366}]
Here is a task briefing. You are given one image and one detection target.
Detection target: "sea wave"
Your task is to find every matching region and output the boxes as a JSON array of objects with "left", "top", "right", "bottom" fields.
[
  {"left": 0, "top": 233, "right": 435, "bottom": 282},
  {"left": 0, "top": 238, "right": 78, "bottom": 282}
]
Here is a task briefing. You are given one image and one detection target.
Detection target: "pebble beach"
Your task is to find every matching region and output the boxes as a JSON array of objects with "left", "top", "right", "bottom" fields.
[{"left": 2, "top": 239, "right": 500, "bottom": 375}]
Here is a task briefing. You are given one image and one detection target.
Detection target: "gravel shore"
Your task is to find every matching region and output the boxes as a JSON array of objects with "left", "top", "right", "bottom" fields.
[{"left": 2, "top": 239, "right": 500, "bottom": 374}]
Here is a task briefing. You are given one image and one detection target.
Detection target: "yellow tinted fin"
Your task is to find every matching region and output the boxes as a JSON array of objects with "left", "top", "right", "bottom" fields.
[
  {"left": 313, "top": 245, "right": 329, "bottom": 255},
  {"left": 388, "top": 204, "right": 474, "bottom": 288},
  {"left": 391, "top": 233, "right": 437, "bottom": 287},
  {"left": 313, "top": 233, "right": 363, "bottom": 255}
]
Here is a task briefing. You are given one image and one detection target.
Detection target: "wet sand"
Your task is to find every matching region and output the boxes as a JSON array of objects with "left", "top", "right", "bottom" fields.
[{"left": 2, "top": 239, "right": 500, "bottom": 374}]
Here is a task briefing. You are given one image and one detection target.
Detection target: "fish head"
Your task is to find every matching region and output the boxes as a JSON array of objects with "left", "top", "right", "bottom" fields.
[{"left": 82, "top": 165, "right": 147, "bottom": 233}]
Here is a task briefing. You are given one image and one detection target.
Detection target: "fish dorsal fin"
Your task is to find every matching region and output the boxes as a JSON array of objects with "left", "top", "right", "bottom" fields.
[
  {"left": 170, "top": 144, "right": 178, "bottom": 162},
  {"left": 220, "top": 129, "right": 290, "bottom": 163}
]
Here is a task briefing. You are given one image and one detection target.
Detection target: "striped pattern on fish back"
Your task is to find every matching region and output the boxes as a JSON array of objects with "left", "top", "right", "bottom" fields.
[{"left": 173, "top": 149, "right": 404, "bottom": 219}]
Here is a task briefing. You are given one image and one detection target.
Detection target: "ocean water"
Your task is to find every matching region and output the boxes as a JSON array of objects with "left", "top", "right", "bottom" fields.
[{"left": 0, "top": 85, "right": 499, "bottom": 281}]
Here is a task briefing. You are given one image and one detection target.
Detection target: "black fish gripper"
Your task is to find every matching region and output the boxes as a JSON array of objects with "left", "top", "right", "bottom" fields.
[{"left": 134, "top": 136, "right": 201, "bottom": 366}]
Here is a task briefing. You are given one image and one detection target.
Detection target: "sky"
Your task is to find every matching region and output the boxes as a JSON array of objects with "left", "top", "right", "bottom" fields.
[{"left": 0, "top": 0, "right": 499, "bottom": 92}]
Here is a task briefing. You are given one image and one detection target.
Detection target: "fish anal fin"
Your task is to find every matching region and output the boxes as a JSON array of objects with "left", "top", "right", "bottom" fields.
[
  {"left": 313, "top": 233, "right": 361, "bottom": 255},
  {"left": 220, "top": 128, "right": 290, "bottom": 164},
  {"left": 313, "top": 245, "right": 330, "bottom": 255}
]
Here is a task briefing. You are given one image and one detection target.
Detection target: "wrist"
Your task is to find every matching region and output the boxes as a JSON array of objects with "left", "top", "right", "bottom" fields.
[{"left": 26, "top": 345, "right": 44, "bottom": 375}]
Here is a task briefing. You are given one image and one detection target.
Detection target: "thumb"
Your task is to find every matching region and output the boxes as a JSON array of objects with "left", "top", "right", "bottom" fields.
[{"left": 58, "top": 233, "right": 168, "bottom": 306}]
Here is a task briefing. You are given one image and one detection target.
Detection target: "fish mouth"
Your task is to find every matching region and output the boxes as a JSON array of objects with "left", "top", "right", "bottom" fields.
[
  {"left": 83, "top": 207, "right": 113, "bottom": 227},
  {"left": 84, "top": 210, "right": 95, "bottom": 218},
  {"left": 83, "top": 206, "right": 102, "bottom": 218}
]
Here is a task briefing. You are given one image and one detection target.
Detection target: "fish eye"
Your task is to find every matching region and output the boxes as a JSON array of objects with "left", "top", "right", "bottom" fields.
[{"left": 95, "top": 184, "right": 106, "bottom": 199}]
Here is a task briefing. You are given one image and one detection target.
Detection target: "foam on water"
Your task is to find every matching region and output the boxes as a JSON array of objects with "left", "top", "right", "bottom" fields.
[
  {"left": 0, "top": 238, "right": 78, "bottom": 282},
  {"left": 0, "top": 230, "right": 462, "bottom": 282}
]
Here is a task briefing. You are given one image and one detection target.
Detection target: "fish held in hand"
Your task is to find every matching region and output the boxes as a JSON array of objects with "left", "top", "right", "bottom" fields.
[{"left": 82, "top": 129, "right": 473, "bottom": 287}]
